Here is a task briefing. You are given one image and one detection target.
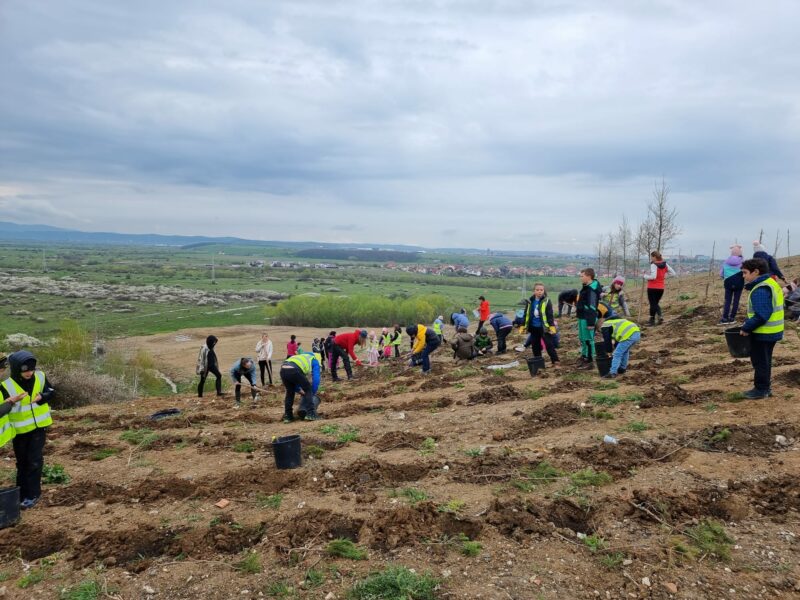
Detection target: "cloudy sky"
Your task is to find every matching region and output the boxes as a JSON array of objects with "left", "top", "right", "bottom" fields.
[{"left": 1, "top": 1, "right": 798, "bottom": 254}]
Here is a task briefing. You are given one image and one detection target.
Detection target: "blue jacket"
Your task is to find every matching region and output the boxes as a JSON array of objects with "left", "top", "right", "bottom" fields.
[
  {"left": 489, "top": 313, "right": 513, "bottom": 333},
  {"left": 230, "top": 358, "right": 258, "bottom": 385},
  {"left": 450, "top": 312, "right": 469, "bottom": 329},
  {"left": 741, "top": 275, "right": 784, "bottom": 342},
  {"left": 753, "top": 251, "right": 785, "bottom": 281}
]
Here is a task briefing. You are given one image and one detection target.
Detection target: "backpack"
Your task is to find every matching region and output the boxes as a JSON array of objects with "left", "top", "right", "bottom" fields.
[{"left": 195, "top": 345, "right": 208, "bottom": 375}]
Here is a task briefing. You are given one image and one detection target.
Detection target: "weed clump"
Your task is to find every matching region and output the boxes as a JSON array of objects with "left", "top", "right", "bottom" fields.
[
  {"left": 348, "top": 566, "right": 439, "bottom": 600},
  {"left": 327, "top": 538, "right": 368, "bottom": 560}
]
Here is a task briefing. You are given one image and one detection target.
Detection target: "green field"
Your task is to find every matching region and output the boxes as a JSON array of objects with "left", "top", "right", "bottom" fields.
[{"left": 0, "top": 242, "right": 583, "bottom": 341}]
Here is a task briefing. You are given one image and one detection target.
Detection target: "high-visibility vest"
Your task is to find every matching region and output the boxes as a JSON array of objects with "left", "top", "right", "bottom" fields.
[
  {"left": 382, "top": 334, "right": 392, "bottom": 347},
  {"left": 0, "top": 412, "right": 14, "bottom": 447},
  {"left": 602, "top": 318, "right": 640, "bottom": 342},
  {"left": 525, "top": 297, "right": 552, "bottom": 329},
  {"left": 2, "top": 371, "right": 53, "bottom": 434},
  {"left": 432, "top": 321, "right": 443, "bottom": 335},
  {"left": 390, "top": 331, "right": 403, "bottom": 346},
  {"left": 285, "top": 353, "right": 314, "bottom": 374},
  {"left": 748, "top": 277, "right": 784, "bottom": 335}
]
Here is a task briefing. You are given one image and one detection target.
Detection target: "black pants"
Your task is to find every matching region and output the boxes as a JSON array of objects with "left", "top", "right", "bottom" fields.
[
  {"left": 330, "top": 345, "right": 353, "bottom": 380},
  {"left": 233, "top": 374, "right": 257, "bottom": 403},
  {"left": 647, "top": 288, "right": 664, "bottom": 318},
  {"left": 280, "top": 364, "right": 312, "bottom": 418},
  {"left": 529, "top": 326, "right": 559, "bottom": 364},
  {"left": 258, "top": 360, "right": 273, "bottom": 386},
  {"left": 13, "top": 428, "right": 46, "bottom": 501},
  {"left": 475, "top": 320, "right": 485, "bottom": 335},
  {"left": 198, "top": 365, "right": 222, "bottom": 397},
  {"left": 496, "top": 327, "right": 512, "bottom": 353},
  {"left": 558, "top": 302, "right": 573, "bottom": 317},
  {"left": 750, "top": 338, "right": 776, "bottom": 392},
  {"left": 394, "top": 345, "right": 400, "bottom": 358}
]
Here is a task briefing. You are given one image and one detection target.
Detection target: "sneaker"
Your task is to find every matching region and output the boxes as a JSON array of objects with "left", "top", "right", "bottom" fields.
[
  {"left": 20, "top": 497, "right": 39, "bottom": 510},
  {"left": 421, "top": 370, "right": 431, "bottom": 376},
  {"left": 601, "top": 373, "right": 617, "bottom": 379},
  {"left": 281, "top": 415, "right": 294, "bottom": 423},
  {"left": 578, "top": 361, "right": 594, "bottom": 370},
  {"left": 303, "top": 413, "right": 319, "bottom": 421},
  {"left": 234, "top": 403, "right": 241, "bottom": 409},
  {"left": 743, "top": 388, "right": 769, "bottom": 400},
  {"left": 617, "top": 367, "right": 627, "bottom": 375},
  {"left": 718, "top": 318, "right": 729, "bottom": 325}
]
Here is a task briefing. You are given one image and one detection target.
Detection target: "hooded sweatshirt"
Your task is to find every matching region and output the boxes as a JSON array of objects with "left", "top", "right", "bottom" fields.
[
  {"left": 720, "top": 255, "right": 745, "bottom": 290},
  {"left": 1, "top": 351, "right": 55, "bottom": 416},
  {"left": 450, "top": 329, "right": 477, "bottom": 360},
  {"left": 753, "top": 242, "right": 785, "bottom": 280}
]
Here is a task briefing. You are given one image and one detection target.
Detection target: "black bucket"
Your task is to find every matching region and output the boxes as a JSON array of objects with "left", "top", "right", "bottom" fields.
[
  {"left": 273, "top": 435, "right": 302, "bottom": 470},
  {"left": 526, "top": 356, "right": 546, "bottom": 377},
  {"left": 596, "top": 356, "right": 612, "bottom": 377},
  {"left": 724, "top": 327, "right": 751, "bottom": 358},
  {"left": 0, "top": 486, "right": 20, "bottom": 529}
]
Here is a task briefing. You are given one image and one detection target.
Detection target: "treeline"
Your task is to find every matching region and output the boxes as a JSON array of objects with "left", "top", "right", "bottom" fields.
[
  {"left": 294, "top": 248, "right": 420, "bottom": 262},
  {"left": 272, "top": 294, "right": 451, "bottom": 328}
]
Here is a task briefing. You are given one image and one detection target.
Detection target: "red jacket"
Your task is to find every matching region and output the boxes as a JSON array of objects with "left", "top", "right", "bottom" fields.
[
  {"left": 334, "top": 330, "right": 362, "bottom": 360},
  {"left": 479, "top": 300, "right": 490, "bottom": 321}
]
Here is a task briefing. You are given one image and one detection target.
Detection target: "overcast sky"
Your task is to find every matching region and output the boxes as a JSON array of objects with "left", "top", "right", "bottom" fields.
[{"left": 1, "top": 1, "right": 799, "bottom": 254}]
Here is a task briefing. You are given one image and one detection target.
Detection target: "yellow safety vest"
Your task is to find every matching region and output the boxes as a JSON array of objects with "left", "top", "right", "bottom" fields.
[
  {"left": 747, "top": 277, "right": 785, "bottom": 335},
  {"left": 286, "top": 353, "right": 314, "bottom": 374},
  {"left": 525, "top": 297, "right": 552, "bottom": 329},
  {"left": 432, "top": 321, "right": 443, "bottom": 335},
  {"left": 602, "top": 318, "right": 640, "bottom": 342},
  {"left": 2, "top": 371, "right": 53, "bottom": 434},
  {"left": 0, "top": 412, "right": 14, "bottom": 447},
  {"left": 390, "top": 331, "right": 403, "bottom": 346}
]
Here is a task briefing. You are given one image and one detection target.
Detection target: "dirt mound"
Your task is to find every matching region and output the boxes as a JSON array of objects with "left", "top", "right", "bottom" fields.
[
  {"left": 630, "top": 487, "right": 749, "bottom": 523},
  {"left": 698, "top": 424, "right": 798, "bottom": 456},
  {"left": 330, "top": 457, "right": 433, "bottom": 489},
  {"left": 451, "top": 454, "right": 529, "bottom": 484},
  {"left": 567, "top": 438, "right": 684, "bottom": 478},
  {"left": 196, "top": 466, "right": 301, "bottom": 497},
  {"left": 688, "top": 360, "right": 749, "bottom": 379},
  {"left": 65, "top": 440, "right": 126, "bottom": 460},
  {"left": 522, "top": 402, "right": 581, "bottom": 430},
  {"left": 71, "top": 524, "right": 179, "bottom": 569},
  {"left": 640, "top": 384, "right": 697, "bottom": 408},
  {"left": 46, "top": 481, "right": 127, "bottom": 506},
  {"left": 487, "top": 497, "right": 595, "bottom": 540},
  {"left": 275, "top": 510, "right": 364, "bottom": 552},
  {"left": 129, "top": 475, "right": 199, "bottom": 502},
  {"left": 748, "top": 475, "right": 800, "bottom": 516},
  {"left": 397, "top": 396, "right": 453, "bottom": 411},
  {"left": 368, "top": 502, "right": 482, "bottom": 550},
  {"left": 0, "top": 524, "right": 72, "bottom": 560},
  {"left": 372, "top": 431, "right": 429, "bottom": 451},
  {"left": 775, "top": 369, "right": 800, "bottom": 386},
  {"left": 466, "top": 384, "right": 521, "bottom": 405}
]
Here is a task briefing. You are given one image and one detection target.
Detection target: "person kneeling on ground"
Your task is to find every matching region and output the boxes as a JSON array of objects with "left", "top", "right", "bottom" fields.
[
  {"left": 230, "top": 357, "right": 259, "bottom": 407},
  {"left": 739, "top": 258, "right": 784, "bottom": 399},
  {"left": 488, "top": 312, "right": 514, "bottom": 354},
  {"left": 474, "top": 328, "right": 493, "bottom": 355},
  {"left": 280, "top": 351, "right": 321, "bottom": 422},
  {"left": 406, "top": 324, "right": 441, "bottom": 375},
  {"left": 450, "top": 326, "right": 477, "bottom": 360},
  {"left": 1, "top": 350, "right": 55, "bottom": 510},
  {"left": 597, "top": 316, "right": 641, "bottom": 378}
]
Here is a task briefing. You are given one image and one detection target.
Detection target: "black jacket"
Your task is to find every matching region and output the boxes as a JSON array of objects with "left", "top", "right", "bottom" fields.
[{"left": 576, "top": 280, "right": 601, "bottom": 325}]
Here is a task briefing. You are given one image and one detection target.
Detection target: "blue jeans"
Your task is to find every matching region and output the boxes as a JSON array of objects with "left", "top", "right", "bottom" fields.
[
  {"left": 421, "top": 337, "right": 441, "bottom": 372},
  {"left": 610, "top": 331, "right": 640, "bottom": 374}
]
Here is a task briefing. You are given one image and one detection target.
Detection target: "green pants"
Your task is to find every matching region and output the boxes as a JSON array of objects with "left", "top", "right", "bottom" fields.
[{"left": 578, "top": 319, "right": 595, "bottom": 360}]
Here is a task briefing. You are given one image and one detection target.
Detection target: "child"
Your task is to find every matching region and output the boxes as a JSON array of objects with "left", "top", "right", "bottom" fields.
[
  {"left": 311, "top": 337, "right": 326, "bottom": 372},
  {"left": 389, "top": 325, "right": 403, "bottom": 358},
  {"left": 643, "top": 251, "right": 676, "bottom": 325},
  {"left": 597, "top": 316, "right": 641, "bottom": 378},
  {"left": 720, "top": 244, "right": 745, "bottom": 324},
  {"left": 605, "top": 277, "right": 630, "bottom": 317},
  {"left": 381, "top": 327, "right": 393, "bottom": 358},
  {"left": 324, "top": 331, "right": 337, "bottom": 370},
  {"left": 450, "top": 326, "right": 477, "bottom": 360},
  {"left": 197, "top": 335, "right": 223, "bottom": 397},
  {"left": 432, "top": 316, "right": 445, "bottom": 343},
  {"left": 476, "top": 296, "right": 491, "bottom": 334},
  {"left": 256, "top": 332, "right": 274, "bottom": 385},
  {"left": 524, "top": 283, "right": 560, "bottom": 367},
  {"left": 450, "top": 310, "right": 469, "bottom": 332},
  {"left": 367, "top": 331, "right": 380, "bottom": 366},
  {"left": 286, "top": 335, "right": 298, "bottom": 358},
  {"left": 739, "top": 258, "right": 784, "bottom": 399},
  {"left": 576, "top": 268, "right": 601, "bottom": 368},
  {"left": 475, "top": 327, "right": 493, "bottom": 355},
  {"left": 488, "top": 312, "right": 514, "bottom": 354},
  {"left": 752, "top": 241, "right": 787, "bottom": 283}
]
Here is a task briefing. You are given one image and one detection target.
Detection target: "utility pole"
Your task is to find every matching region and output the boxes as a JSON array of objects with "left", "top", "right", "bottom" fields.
[{"left": 211, "top": 254, "right": 216, "bottom": 285}]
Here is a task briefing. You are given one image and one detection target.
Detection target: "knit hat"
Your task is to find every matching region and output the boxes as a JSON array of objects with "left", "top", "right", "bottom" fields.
[
  {"left": 753, "top": 241, "right": 767, "bottom": 253},
  {"left": 359, "top": 329, "right": 368, "bottom": 338},
  {"left": 730, "top": 244, "right": 743, "bottom": 257},
  {"left": 612, "top": 276, "right": 625, "bottom": 286},
  {"left": 437, "top": 315, "right": 443, "bottom": 321}
]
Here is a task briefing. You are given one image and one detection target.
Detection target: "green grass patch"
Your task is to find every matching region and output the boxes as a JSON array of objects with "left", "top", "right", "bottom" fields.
[
  {"left": 437, "top": 499, "right": 465, "bottom": 514},
  {"left": 622, "top": 420, "right": 649, "bottom": 433},
  {"left": 90, "top": 447, "right": 121, "bottom": 461},
  {"left": 703, "top": 402, "right": 718, "bottom": 413},
  {"left": 319, "top": 424, "right": 339, "bottom": 435},
  {"left": 0, "top": 571, "right": 9, "bottom": 582},
  {"left": 453, "top": 366, "right": 480, "bottom": 379},
  {"left": 327, "top": 538, "right": 368, "bottom": 560},
  {"left": 677, "top": 519, "right": 735, "bottom": 561},
  {"left": 599, "top": 552, "right": 625, "bottom": 569},
  {"left": 393, "top": 487, "right": 430, "bottom": 504},
  {"left": 563, "top": 371, "right": 591, "bottom": 382},
  {"left": 303, "top": 568, "right": 325, "bottom": 588},
  {"left": 708, "top": 428, "right": 732, "bottom": 444},
  {"left": 119, "top": 428, "right": 160, "bottom": 448},
  {"left": 725, "top": 392, "right": 747, "bottom": 403},
  {"left": 589, "top": 392, "right": 643, "bottom": 406},
  {"left": 583, "top": 534, "right": 607, "bottom": 552},
  {"left": 463, "top": 447, "right": 483, "bottom": 457},
  {"left": 236, "top": 552, "right": 262, "bottom": 574},
  {"left": 337, "top": 427, "right": 360, "bottom": 444},
  {"left": 594, "top": 381, "right": 619, "bottom": 390},
  {"left": 672, "top": 375, "right": 691, "bottom": 385},
  {"left": 233, "top": 440, "right": 256, "bottom": 453},
  {"left": 256, "top": 493, "right": 283, "bottom": 510},
  {"left": 418, "top": 437, "right": 436, "bottom": 455},
  {"left": 304, "top": 444, "right": 325, "bottom": 459},
  {"left": 264, "top": 581, "right": 296, "bottom": 599},
  {"left": 461, "top": 540, "right": 482, "bottom": 557},
  {"left": 17, "top": 568, "right": 47, "bottom": 589},
  {"left": 525, "top": 387, "right": 546, "bottom": 400},
  {"left": 348, "top": 566, "right": 439, "bottom": 600},
  {"left": 42, "top": 464, "right": 70, "bottom": 484},
  {"left": 570, "top": 468, "right": 613, "bottom": 488}
]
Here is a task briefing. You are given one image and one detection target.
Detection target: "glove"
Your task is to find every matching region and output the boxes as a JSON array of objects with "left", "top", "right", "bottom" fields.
[
  {"left": 355, "top": 359, "right": 363, "bottom": 367},
  {"left": 548, "top": 326, "right": 557, "bottom": 335}
]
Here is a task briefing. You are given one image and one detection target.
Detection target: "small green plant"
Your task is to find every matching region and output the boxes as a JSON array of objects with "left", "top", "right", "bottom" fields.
[
  {"left": 525, "top": 387, "right": 545, "bottom": 400},
  {"left": 398, "top": 487, "right": 429, "bottom": 504},
  {"left": 437, "top": 499, "right": 465, "bottom": 513},
  {"left": 623, "top": 420, "right": 649, "bottom": 433},
  {"left": 709, "top": 428, "right": 732, "bottom": 444},
  {"left": 463, "top": 447, "right": 483, "bottom": 457},
  {"left": 491, "top": 368, "right": 507, "bottom": 377},
  {"left": 527, "top": 461, "right": 564, "bottom": 482},
  {"left": 256, "top": 493, "right": 283, "bottom": 510},
  {"left": 42, "top": 464, "right": 70, "bottom": 484},
  {"left": 348, "top": 566, "right": 439, "bottom": 600},
  {"left": 319, "top": 424, "right": 339, "bottom": 435},
  {"left": 453, "top": 366, "right": 479, "bottom": 379},
  {"left": 672, "top": 375, "right": 691, "bottom": 385},
  {"left": 595, "top": 381, "right": 619, "bottom": 390},
  {"left": 680, "top": 519, "right": 734, "bottom": 561},
  {"left": 303, "top": 568, "right": 325, "bottom": 588},
  {"left": 119, "top": 428, "right": 159, "bottom": 448},
  {"left": 90, "top": 447, "right": 120, "bottom": 461},
  {"left": 233, "top": 440, "right": 256, "bottom": 453},
  {"left": 593, "top": 410, "right": 614, "bottom": 420},
  {"left": 0, "top": 571, "right": 9, "bottom": 582},
  {"left": 419, "top": 437, "right": 436, "bottom": 455},
  {"left": 264, "top": 581, "right": 296, "bottom": 599},
  {"left": 327, "top": 538, "right": 368, "bottom": 560},
  {"left": 304, "top": 445, "right": 325, "bottom": 459},
  {"left": 583, "top": 534, "right": 607, "bottom": 552},
  {"left": 599, "top": 552, "right": 625, "bottom": 569},
  {"left": 725, "top": 392, "right": 746, "bottom": 403},
  {"left": 17, "top": 568, "right": 47, "bottom": 589},
  {"left": 452, "top": 382, "right": 465, "bottom": 389},
  {"left": 563, "top": 371, "right": 591, "bottom": 382},
  {"left": 461, "top": 539, "right": 482, "bottom": 557},
  {"left": 678, "top": 292, "right": 697, "bottom": 301},
  {"left": 236, "top": 551, "right": 262, "bottom": 574},
  {"left": 570, "top": 468, "right": 613, "bottom": 488},
  {"left": 703, "top": 402, "right": 718, "bottom": 413},
  {"left": 589, "top": 392, "right": 642, "bottom": 406}
]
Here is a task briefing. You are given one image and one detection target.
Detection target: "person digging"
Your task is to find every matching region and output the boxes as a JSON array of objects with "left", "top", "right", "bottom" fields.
[
  {"left": 279, "top": 351, "right": 321, "bottom": 422},
  {"left": 229, "top": 357, "right": 262, "bottom": 407}
]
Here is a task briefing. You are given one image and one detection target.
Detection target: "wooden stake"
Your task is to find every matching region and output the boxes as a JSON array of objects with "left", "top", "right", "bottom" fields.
[{"left": 704, "top": 241, "right": 716, "bottom": 305}]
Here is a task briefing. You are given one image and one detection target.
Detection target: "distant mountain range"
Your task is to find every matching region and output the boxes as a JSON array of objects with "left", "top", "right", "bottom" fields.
[{"left": 0, "top": 221, "right": 575, "bottom": 257}]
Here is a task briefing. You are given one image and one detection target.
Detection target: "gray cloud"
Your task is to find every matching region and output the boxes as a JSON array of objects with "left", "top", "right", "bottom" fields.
[{"left": 1, "top": 0, "right": 799, "bottom": 253}]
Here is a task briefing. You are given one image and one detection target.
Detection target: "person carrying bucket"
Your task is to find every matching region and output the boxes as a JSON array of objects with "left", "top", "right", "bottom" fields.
[
  {"left": 596, "top": 315, "right": 641, "bottom": 379},
  {"left": 739, "top": 257, "right": 784, "bottom": 399},
  {"left": 279, "top": 351, "right": 321, "bottom": 422},
  {"left": 524, "top": 282, "right": 560, "bottom": 368},
  {"left": 1, "top": 350, "right": 55, "bottom": 510}
]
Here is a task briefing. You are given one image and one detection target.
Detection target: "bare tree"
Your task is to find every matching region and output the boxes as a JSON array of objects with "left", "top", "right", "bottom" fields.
[
  {"left": 635, "top": 218, "right": 656, "bottom": 270},
  {"left": 774, "top": 228, "right": 783, "bottom": 257},
  {"left": 648, "top": 177, "right": 681, "bottom": 252},
  {"left": 617, "top": 215, "right": 633, "bottom": 277}
]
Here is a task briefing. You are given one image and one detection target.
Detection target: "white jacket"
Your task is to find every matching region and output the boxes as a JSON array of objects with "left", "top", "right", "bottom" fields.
[{"left": 256, "top": 339, "right": 273, "bottom": 361}]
